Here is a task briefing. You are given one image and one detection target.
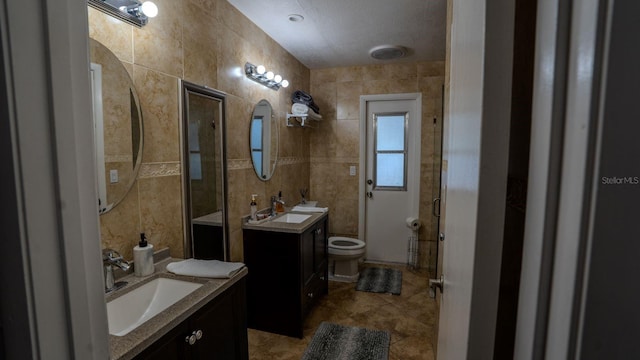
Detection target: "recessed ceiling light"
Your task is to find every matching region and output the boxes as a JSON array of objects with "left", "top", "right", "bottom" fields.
[
  {"left": 369, "top": 45, "right": 407, "bottom": 60},
  {"left": 288, "top": 14, "right": 304, "bottom": 22}
]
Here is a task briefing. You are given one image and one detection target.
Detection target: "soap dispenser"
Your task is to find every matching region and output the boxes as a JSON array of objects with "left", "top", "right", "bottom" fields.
[
  {"left": 250, "top": 194, "right": 258, "bottom": 221},
  {"left": 134, "top": 233, "right": 154, "bottom": 277}
]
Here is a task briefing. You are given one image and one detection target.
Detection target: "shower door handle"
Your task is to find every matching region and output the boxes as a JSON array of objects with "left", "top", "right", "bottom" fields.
[{"left": 432, "top": 198, "right": 441, "bottom": 217}]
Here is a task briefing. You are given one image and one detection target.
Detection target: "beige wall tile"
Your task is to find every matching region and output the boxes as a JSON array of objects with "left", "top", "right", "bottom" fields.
[
  {"left": 88, "top": 7, "right": 133, "bottom": 63},
  {"left": 133, "top": 66, "right": 181, "bottom": 163},
  {"left": 310, "top": 61, "right": 444, "bottom": 268},
  {"left": 90, "top": 3, "right": 441, "bottom": 270},
  {"left": 133, "top": 0, "right": 184, "bottom": 77},
  {"left": 138, "top": 175, "right": 184, "bottom": 258},
  {"left": 183, "top": 1, "right": 218, "bottom": 88},
  {"left": 335, "top": 119, "right": 360, "bottom": 159},
  {"left": 336, "top": 81, "right": 363, "bottom": 120},
  {"left": 99, "top": 181, "right": 141, "bottom": 261}
]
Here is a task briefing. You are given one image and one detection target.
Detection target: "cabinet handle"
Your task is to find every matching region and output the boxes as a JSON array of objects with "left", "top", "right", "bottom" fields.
[
  {"left": 308, "top": 292, "right": 314, "bottom": 298},
  {"left": 185, "top": 330, "right": 203, "bottom": 345},
  {"left": 315, "top": 228, "right": 322, "bottom": 235}
]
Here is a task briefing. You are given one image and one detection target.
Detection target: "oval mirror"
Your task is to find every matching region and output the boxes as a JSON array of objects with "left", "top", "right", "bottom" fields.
[
  {"left": 249, "top": 99, "right": 278, "bottom": 180},
  {"left": 89, "top": 38, "right": 143, "bottom": 214}
]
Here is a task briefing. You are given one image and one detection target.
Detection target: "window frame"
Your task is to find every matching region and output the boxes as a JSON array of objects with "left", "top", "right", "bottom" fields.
[{"left": 372, "top": 111, "right": 409, "bottom": 191}]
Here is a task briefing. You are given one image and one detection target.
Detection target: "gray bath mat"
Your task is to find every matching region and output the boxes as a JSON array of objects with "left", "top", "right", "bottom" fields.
[
  {"left": 355, "top": 267, "right": 402, "bottom": 295},
  {"left": 301, "top": 322, "right": 390, "bottom": 360}
]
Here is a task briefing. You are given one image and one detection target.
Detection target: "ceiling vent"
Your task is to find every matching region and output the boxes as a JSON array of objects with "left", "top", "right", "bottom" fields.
[{"left": 369, "top": 45, "right": 407, "bottom": 60}]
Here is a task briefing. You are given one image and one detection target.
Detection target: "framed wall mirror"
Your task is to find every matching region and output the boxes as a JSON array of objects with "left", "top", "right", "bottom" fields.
[
  {"left": 89, "top": 38, "right": 143, "bottom": 214},
  {"left": 181, "top": 81, "right": 228, "bottom": 261},
  {"left": 250, "top": 99, "right": 278, "bottom": 180}
]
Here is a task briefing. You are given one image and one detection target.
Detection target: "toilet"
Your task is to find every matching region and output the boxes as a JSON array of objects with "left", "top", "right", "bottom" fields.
[{"left": 328, "top": 236, "right": 366, "bottom": 282}]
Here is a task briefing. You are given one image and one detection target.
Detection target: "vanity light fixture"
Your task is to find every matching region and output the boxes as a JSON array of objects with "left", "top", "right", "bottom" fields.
[
  {"left": 88, "top": 0, "right": 158, "bottom": 27},
  {"left": 244, "top": 62, "right": 289, "bottom": 91}
]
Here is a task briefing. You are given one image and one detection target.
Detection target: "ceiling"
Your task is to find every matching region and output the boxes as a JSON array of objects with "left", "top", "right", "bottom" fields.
[{"left": 226, "top": 0, "right": 447, "bottom": 69}]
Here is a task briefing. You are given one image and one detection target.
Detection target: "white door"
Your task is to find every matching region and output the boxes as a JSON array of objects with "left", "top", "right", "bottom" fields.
[
  {"left": 361, "top": 94, "right": 421, "bottom": 264},
  {"left": 435, "top": 0, "right": 514, "bottom": 358}
]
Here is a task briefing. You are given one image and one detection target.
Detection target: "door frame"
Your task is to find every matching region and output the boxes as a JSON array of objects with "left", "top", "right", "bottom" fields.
[
  {"left": 358, "top": 93, "right": 422, "bottom": 248},
  {"left": 0, "top": 0, "right": 110, "bottom": 358}
]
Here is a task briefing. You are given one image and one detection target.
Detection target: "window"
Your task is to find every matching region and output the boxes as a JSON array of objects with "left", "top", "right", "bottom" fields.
[{"left": 374, "top": 113, "right": 408, "bottom": 190}]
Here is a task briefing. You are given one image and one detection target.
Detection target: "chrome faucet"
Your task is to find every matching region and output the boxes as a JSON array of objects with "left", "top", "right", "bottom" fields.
[
  {"left": 103, "top": 249, "right": 130, "bottom": 293},
  {"left": 271, "top": 195, "right": 285, "bottom": 217}
]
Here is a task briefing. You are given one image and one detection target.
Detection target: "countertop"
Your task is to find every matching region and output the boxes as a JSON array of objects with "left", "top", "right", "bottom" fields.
[
  {"left": 241, "top": 210, "right": 328, "bottom": 234},
  {"left": 192, "top": 211, "right": 223, "bottom": 226},
  {"left": 108, "top": 257, "right": 247, "bottom": 360}
]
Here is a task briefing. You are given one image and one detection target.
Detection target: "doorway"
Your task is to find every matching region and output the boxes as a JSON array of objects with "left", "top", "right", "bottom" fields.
[{"left": 359, "top": 93, "right": 421, "bottom": 264}]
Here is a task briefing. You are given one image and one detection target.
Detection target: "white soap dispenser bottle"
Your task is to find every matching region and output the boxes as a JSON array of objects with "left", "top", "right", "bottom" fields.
[
  {"left": 250, "top": 194, "right": 258, "bottom": 221},
  {"left": 134, "top": 233, "right": 154, "bottom": 277}
]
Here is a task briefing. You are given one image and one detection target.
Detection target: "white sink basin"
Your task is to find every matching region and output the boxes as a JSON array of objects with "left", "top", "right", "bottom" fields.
[
  {"left": 272, "top": 213, "right": 312, "bottom": 224},
  {"left": 107, "top": 278, "right": 202, "bottom": 336}
]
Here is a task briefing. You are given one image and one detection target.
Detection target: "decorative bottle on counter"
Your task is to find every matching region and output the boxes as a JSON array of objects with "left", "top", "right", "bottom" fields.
[
  {"left": 276, "top": 191, "right": 285, "bottom": 213},
  {"left": 250, "top": 194, "right": 258, "bottom": 221},
  {"left": 134, "top": 233, "right": 154, "bottom": 277}
]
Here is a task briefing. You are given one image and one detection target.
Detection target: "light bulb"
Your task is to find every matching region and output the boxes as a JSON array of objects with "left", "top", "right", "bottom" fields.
[
  {"left": 281, "top": 80, "right": 289, "bottom": 88},
  {"left": 274, "top": 74, "right": 282, "bottom": 83},
  {"left": 266, "top": 71, "right": 274, "bottom": 80},
  {"left": 140, "top": 1, "right": 158, "bottom": 17},
  {"left": 256, "top": 65, "right": 266, "bottom": 75}
]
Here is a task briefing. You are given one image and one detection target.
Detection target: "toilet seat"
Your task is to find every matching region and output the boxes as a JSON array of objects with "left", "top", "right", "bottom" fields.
[{"left": 328, "top": 236, "right": 365, "bottom": 250}]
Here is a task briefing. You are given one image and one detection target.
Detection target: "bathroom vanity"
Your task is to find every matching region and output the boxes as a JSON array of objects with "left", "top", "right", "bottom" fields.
[
  {"left": 107, "top": 259, "right": 248, "bottom": 360},
  {"left": 242, "top": 211, "right": 328, "bottom": 338}
]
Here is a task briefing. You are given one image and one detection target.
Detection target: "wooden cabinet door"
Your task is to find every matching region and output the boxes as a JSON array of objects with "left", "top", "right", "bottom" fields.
[
  {"left": 302, "top": 227, "right": 315, "bottom": 288},
  {"left": 191, "top": 294, "right": 236, "bottom": 359},
  {"left": 191, "top": 279, "right": 248, "bottom": 360},
  {"left": 313, "top": 218, "right": 327, "bottom": 273},
  {"left": 134, "top": 321, "right": 190, "bottom": 360}
]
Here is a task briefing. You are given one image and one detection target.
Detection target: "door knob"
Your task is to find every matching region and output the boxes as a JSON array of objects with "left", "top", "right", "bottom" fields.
[
  {"left": 366, "top": 191, "right": 373, "bottom": 199},
  {"left": 429, "top": 275, "right": 444, "bottom": 298}
]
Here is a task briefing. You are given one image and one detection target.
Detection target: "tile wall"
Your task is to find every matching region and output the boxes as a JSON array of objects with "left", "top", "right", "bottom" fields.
[
  {"left": 89, "top": 0, "right": 444, "bottom": 271},
  {"left": 88, "top": 0, "right": 310, "bottom": 262},
  {"left": 309, "top": 62, "right": 445, "bottom": 270}
]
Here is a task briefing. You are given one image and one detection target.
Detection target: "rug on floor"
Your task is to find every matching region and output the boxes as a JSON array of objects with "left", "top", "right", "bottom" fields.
[
  {"left": 301, "top": 322, "right": 390, "bottom": 360},
  {"left": 355, "top": 267, "right": 402, "bottom": 295}
]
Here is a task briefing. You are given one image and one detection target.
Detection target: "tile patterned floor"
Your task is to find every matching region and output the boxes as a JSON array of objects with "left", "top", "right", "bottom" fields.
[{"left": 248, "top": 263, "right": 437, "bottom": 360}]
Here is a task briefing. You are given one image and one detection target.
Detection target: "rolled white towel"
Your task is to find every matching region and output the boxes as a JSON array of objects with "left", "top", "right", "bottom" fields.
[
  {"left": 292, "top": 103, "right": 309, "bottom": 115},
  {"left": 291, "top": 206, "right": 329, "bottom": 213},
  {"left": 166, "top": 259, "right": 245, "bottom": 278}
]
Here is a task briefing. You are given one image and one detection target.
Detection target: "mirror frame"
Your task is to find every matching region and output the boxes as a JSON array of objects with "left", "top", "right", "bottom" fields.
[
  {"left": 90, "top": 38, "right": 144, "bottom": 215},
  {"left": 180, "top": 81, "right": 229, "bottom": 260},
  {"left": 249, "top": 99, "right": 278, "bottom": 181}
]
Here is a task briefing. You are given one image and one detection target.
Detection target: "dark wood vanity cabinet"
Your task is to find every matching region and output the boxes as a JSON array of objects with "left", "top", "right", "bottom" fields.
[
  {"left": 243, "top": 215, "right": 328, "bottom": 338},
  {"left": 135, "top": 278, "right": 248, "bottom": 360}
]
